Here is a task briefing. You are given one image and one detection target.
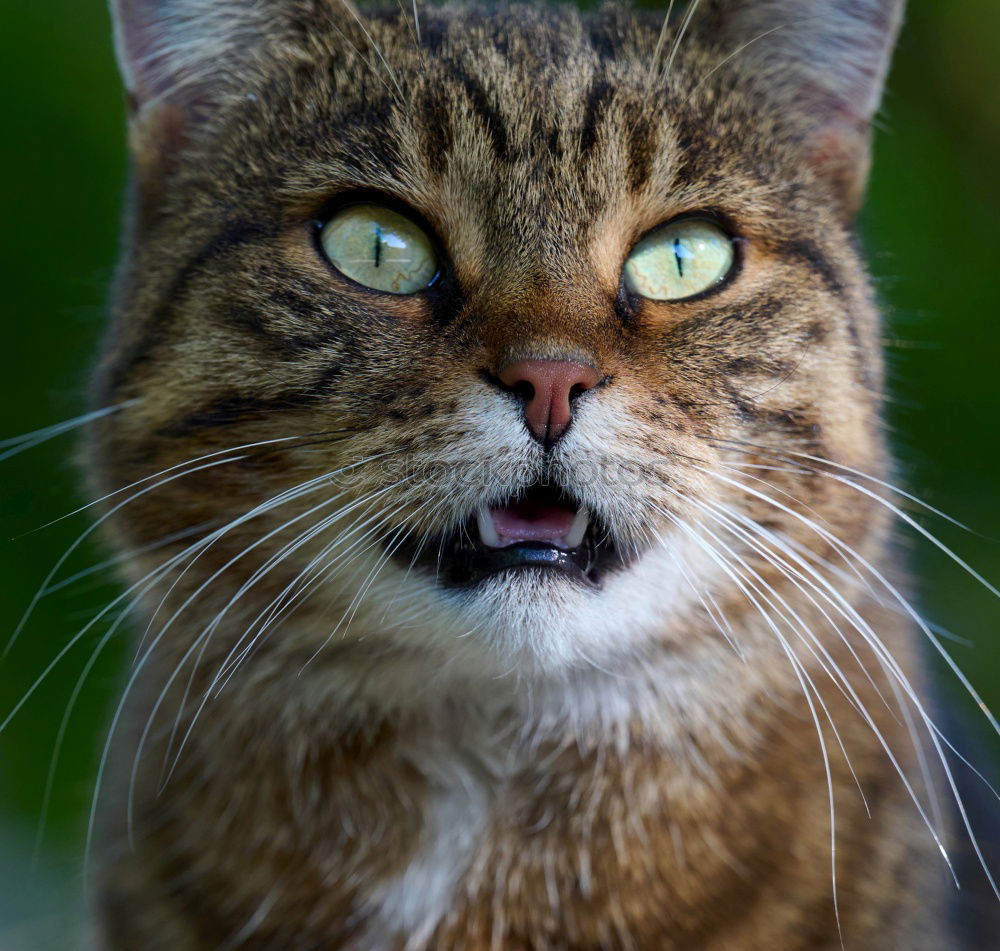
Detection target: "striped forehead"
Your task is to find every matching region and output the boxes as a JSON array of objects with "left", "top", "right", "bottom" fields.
[{"left": 384, "top": 51, "right": 672, "bottom": 280}]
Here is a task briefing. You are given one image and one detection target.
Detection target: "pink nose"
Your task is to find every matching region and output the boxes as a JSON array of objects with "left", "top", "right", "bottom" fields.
[{"left": 498, "top": 359, "right": 602, "bottom": 446}]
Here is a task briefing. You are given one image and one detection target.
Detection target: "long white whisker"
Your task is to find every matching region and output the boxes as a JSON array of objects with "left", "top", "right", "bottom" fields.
[
  {"left": 153, "top": 488, "right": 361, "bottom": 787},
  {"left": 685, "top": 25, "right": 785, "bottom": 101},
  {"left": 32, "top": 600, "right": 134, "bottom": 865},
  {"left": 652, "top": 507, "right": 845, "bottom": 932},
  {"left": 698, "top": 462, "right": 1000, "bottom": 738},
  {"left": 29, "top": 431, "right": 345, "bottom": 535},
  {"left": 377, "top": 493, "right": 455, "bottom": 623},
  {"left": 297, "top": 501, "right": 420, "bottom": 674},
  {"left": 156, "top": 481, "right": 416, "bottom": 788},
  {"left": 656, "top": 495, "right": 960, "bottom": 872},
  {"left": 709, "top": 498, "right": 946, "bottom": 832},
  {"left": 84, "top": 456, "right": 394, "bottom": 870},
  {"left": 689, "top": 463, "right": 998, "bottom": 897},
  {"left": 334, "top": 0, "right": 404, "bottom": 99},
  {"left": 207, "top": 479, "right": 416, "bottom": 692},
  {"left": 123, "top": 466, "right": 406, "bottom": 833},
  {"left": 0, "top": 401, "right": 135, "bottom": 460},
  {"left": 39, "top": 523, "right": 212, "bottom": 598},
  {"left": 647, "top": 0, "right": 676, "bottom": 82},
  {"left": 5, "top": 454, "right": 254, "bottom": 658},
  {"left": 716, "top": 440, "right": 972, "bottom": 532},
  {"left": 664, "top": 0, "right": 702, "bottom": 83},
  {"left": 658, "top": 500, "right": 877, "bottom": 807},
  {"left": 127, "top": 459, "right": 379, "bottom": 665},
  {"left": 0, "top": 474, "right": 248, "bottom": 734}
]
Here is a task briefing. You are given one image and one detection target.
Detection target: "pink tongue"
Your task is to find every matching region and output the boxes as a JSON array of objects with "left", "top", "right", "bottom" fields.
[{"left": 491, "top": 498, "right": 577, "bottom": 547}]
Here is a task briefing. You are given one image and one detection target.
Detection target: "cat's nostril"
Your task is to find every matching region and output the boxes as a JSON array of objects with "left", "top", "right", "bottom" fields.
[
  {"left": 513, "top": 380, "right": 535, "bottom": 402},
  {"left": 496, "top": 359, "right": 602, "bottom": 447}
]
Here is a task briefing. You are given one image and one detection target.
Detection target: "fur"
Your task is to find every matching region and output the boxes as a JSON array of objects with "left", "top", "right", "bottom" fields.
[{"left": 85, "top": 1, "right": 996, "bottom": 947}]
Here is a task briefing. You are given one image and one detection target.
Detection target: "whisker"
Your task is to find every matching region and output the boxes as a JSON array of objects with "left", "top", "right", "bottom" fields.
[
  {"left": 377, "top": 493, "right": 454, "bottom": 623},
  {"left": 664, "top": 0, "right": 702, "bottom": 84},
  {"left": 685, "top": 24, "right": 786, "bottom": 102},
  {"left": 0, "top": 401, "right": 136, "bottom": 461},
  {"left": 659, "top": 501, "right": 877, "bottom": 801},
  {"left": 38, "top": 523, "right": 213, "bottom": 598},
  {"left": 715, "top": 439, "right": 973, "bottom": 532},
  {"left": 123, "top": 468, "right": 407, "bottom": 831},
  {"left": 297, "top": 502, "right": 419, "bottom": 674},
  {"left": 652, "top": 507, "right": 847, "bottom": 932},
  {"left": 83, "top": 457, "right": 396, "bottom": 872},
  {"left": 411, "top": 0, "right": 421, "bottom": 45},
  {"left": 0, "top": 486, "right": 240, "bottom": 734},
  {"left": 207, "top": 479, "right": 416, "bottom": 692},
  {"left": 4, "top": 433, "right": 350, "bottom": 657},
  {"left": 686, "top": 464, "right": 998, "bottom": 896},
  {"left": 160, "top": 482, "right": 415, "bottom": 779},
  {"left": 32, "top": 598, "right": 135, "bottom": 865},
  {"left": 647, "top": 0, "right": 676, "bottom": 83},
  {"left": 695, "top": 458, "right": 1000, "bottom": 735},
  {"left": 152, "top": 489, "right": 360, "bottom": 788},
  {"left": 126, "top": 458, "right": 379, "bottom": 665},
  {"left": 4, "top": 455, "right": 242, "bottom": 657},
  {"left": 27, "top": 431, "right": 353, "bottom": 535},
  {"left": 157, "top": 482, "right": 420, "bottom": 789},
  {"left": 710, "top": 498, "right": 946, "bottom": 831},
  {"left": 333, "top": 0, "right": 404, "bottom": 100}
]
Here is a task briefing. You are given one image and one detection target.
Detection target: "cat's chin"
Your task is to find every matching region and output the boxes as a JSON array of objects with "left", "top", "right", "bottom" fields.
[{"left": 337, "top": 524, "right": 723, "bottom": 680}]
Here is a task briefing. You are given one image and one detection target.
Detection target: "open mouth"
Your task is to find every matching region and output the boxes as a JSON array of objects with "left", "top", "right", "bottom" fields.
[{"left": 397, "top": 482, "right": 631, "bottom": 588}]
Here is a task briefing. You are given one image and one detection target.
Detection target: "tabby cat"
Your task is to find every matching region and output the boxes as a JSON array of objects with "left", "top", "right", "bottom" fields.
[{"left": 82, "top": 0, "right": 997, "bottom": 947}]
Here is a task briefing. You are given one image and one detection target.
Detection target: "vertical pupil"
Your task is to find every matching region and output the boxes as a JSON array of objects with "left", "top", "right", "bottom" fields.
[
  {"left": 673, "top": 237, "right": 685, "bottom": 278},
  {"left": 373, "top": 224, "right": 382, "bottom": 268}
]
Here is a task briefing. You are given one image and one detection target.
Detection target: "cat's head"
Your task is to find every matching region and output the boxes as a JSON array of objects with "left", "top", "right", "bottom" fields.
[{"left": 90, "top": 1, "right": 903, "bottom": 685}]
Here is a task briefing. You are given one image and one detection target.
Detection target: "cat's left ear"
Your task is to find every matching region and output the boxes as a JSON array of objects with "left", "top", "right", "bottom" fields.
[
  {"left": 705, "top": 0, "right": 905, "bottom": 217},
  {"left": 110, "top": 0, "right": 279, "bottom": 152}
]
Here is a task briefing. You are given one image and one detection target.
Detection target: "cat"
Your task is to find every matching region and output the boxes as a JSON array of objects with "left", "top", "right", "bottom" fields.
[{"left": 79, "top": 0, "right": 999, "bottom": 947}]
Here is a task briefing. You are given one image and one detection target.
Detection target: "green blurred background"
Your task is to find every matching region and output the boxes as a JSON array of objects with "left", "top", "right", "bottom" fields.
[{"left": 0, "top": 0, "right": 998, "bottom": 946}]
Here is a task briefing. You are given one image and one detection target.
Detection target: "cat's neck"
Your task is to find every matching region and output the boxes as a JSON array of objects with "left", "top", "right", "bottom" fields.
[{"left": 130, "top": 603, "right": 940, "bottom": 951}]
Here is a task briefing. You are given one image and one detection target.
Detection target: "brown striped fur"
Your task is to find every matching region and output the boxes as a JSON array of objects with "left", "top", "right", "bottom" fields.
[{"left": 85, "top": 1, "right": 994, "bottom": 947}]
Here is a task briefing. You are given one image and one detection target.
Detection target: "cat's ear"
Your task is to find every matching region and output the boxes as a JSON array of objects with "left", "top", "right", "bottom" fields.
[
  {"left": 111, "top": 0, "right": 280, "bottom": 131},
  {"left": 110, "top": 0, "right": 258, "bottom": 175},
  {"left": 706, "top": 0, "right": 905, "bottom": 216}
]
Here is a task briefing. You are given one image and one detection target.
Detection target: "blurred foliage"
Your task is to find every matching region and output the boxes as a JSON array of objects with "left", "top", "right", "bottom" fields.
[{"left": 0, "top": 0, "right": 998, "bottom": 943}]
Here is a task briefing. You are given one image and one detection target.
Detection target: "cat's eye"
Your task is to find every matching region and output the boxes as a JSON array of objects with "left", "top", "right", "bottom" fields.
[
  {"left": 623, "top": 218, "right": 735, "bottom": 301},
  {"left": 319, "top": 204, "right": 438, "bottom": 294}
]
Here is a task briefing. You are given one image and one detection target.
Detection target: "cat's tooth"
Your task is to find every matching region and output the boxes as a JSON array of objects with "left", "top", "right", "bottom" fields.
[
  {"left": 564, "top": 508, "right": 590, "bottom": 549},
  {"left": 476, "top": 507, "right": 503, "bottom": 548}
]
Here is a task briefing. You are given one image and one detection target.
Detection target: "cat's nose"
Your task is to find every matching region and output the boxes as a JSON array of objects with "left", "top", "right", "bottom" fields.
[{"left": 497, "top": 359, "right": 602, "bottom": 447}]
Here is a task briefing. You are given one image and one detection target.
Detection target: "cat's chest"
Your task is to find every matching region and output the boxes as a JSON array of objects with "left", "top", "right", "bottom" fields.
[{"left": 344, "top": 730, "right": 733, "bottom": 951}]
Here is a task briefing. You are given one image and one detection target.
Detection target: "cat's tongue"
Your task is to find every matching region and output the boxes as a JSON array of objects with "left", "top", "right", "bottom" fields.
[{"left": 476, "top": 494, "right": 590, "bottom": 550}]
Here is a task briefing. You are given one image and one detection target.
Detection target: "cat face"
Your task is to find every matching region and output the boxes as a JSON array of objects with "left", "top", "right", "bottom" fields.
[{"left": 91, "top": 2, "right": 901, "bottom": 681}]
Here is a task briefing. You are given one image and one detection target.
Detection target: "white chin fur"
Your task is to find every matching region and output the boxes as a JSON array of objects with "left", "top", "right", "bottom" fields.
[{"left": 334, "top": 527, "right": 722, "bottom": 681}]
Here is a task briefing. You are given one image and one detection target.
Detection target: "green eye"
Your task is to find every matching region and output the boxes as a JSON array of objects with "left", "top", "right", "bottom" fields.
[
  {"left": 623, "top": 218, "right": 735, "bottom": 301},
  {"left": 319, "top": 204, "right": 438, "bottom": 294}
]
